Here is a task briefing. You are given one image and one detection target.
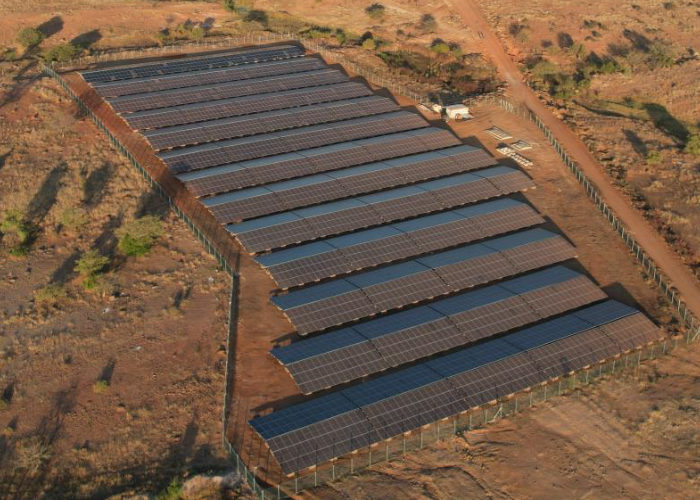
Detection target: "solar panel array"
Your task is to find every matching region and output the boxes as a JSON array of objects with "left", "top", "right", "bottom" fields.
[
  {"left": 146, "top": 96, "right": 399, "bottom": 150},
  {"left": 79, "top": 46, "right": 662, "bottom": 477},
  {"left": 257, "top": 199, "right": 543, "bottom": 288},
  {"left": 228, "top": 167, "right": 535, "bottom": 252},
  {"left": 252, "top": 300, "right": 661, "bottom": 473},
  {"left": 273, "top": 266, "right": 607, "bottom": 393},
  {"left": 93, "top": 57, "right": 326, "bottom": 98},
  {"left": 82, "top": 44, "right": 304, "bottom": 83},
  {"left": 162, "top": 111, "right": 429, "bottom": 173},
  {"left": 180, "top": 128, "right": 460, "bottom": 198},
  {"left": 204, "top": 145, "right": 496, "bottom": 222},
  {"left": 126, "top": 82, "right": 375, "bottom": 130},
  {"left": 272, "top": 229, "right": 576, "bottom": 334}
]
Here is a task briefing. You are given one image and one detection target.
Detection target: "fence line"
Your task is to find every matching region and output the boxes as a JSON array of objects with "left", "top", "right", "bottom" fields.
[{"left": 470, "top": 95, "right": 699, "bottom": 344}]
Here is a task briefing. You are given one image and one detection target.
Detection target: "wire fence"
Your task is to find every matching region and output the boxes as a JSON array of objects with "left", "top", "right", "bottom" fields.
[
  {"left": 42, "top": 37, "right": 700, "bottom": 498},
  {"left": 470, "top": 95, "right": 700, "bottom": 344}
]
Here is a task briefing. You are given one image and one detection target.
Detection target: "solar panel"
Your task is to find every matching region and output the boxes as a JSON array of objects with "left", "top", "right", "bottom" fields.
[
  {"left": 162, "top": 111, "right": 429, "bottom": 174},
  {"left": 253, "top": 301, "right": 660, "bottom": 473},
  {"left": 81, "top": 44, "right": 304, "bottom": 83},
  {"left": 272, "top": 266, "right": 603, "bottom": 393},
  {"left": 146, "top": 95, "right": 399, "bottom": 150},
  {"left": 93, "top": 56, "right": 325, "bottom": 97},
  {"left": 272, "top": 229, "right": 573, "bottom": 333},
  {"left": 228, "top": 167, "right": 534, "bottom": 253},
  {"left": 109, "top": 68, "right": 349, "bottom": 113},
  {"left": 179, "top": 128, "right": 460, "bottom": 197},
  {"left": 203, "top": 145, "right": 495, "bottom": 222}
]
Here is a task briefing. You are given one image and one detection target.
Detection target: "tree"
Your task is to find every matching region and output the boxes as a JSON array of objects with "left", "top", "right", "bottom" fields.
[
  {"left": 16, "top": 27, "right": 43, "bottom": 49},
  {"left": 117, "top": 216, "right": 163, "bottom": 257},
  {"left": 244, "top": 10, "right": 268, "bottom": 25},
  {"left": 365, "top": 3, "right": 386, "bottom": 20},
  {"left": 222, "top": 0, "right": 236, "bottom": 12},
  {"left": 419, "top": 14, "right": 437, "bottom": 32},
  {"left": 1, "top": 209, "right": 33, "bottom": 255},
  {"left": 43, "top": 43, "right": 78, "bottom": 63},
  {"left": 645, "top": 149, "right": 663, "bottom": 165},
  {"left": 74, "top": 250, "right": 109, "bottom": 289}
]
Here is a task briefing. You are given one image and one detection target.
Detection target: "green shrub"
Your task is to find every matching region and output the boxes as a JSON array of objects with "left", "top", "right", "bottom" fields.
[
  {"left": 361, "top": 38, "right": 377, "bottom": 51},
  {"left": 93, "top": 380, "right": 109, "bottom": 393},
  {"left": 60, "top": 207, "right": 88, "bottom": 231},
  {"left": 117, "top": 216, "right": 163, "bottom": 257},
  {"left": 222, "top": 0, "right": 236, "bottom": 12},
  {"left": 647, "top": 40, "right": 675, "bottom": 69},
  {"left": 189, "top": 26, "right": 205, "bottom": 41},
  {"left": 646, "top": 149, "right": 663, "bottom": 165},
  {"left": 365, "top": 3, "right": 386, "bottom": 20},
  {"left": 684, "top": 134, "right": 700, "bottom": 157},
  {"left": 1, "top": 209, "right": 33, "bottom": 256},
  {"left": 430, "top": 40, "right": 451, "bottom": 55},
  {"left": 43, "top": 43, "right": 78, "bottom": 63},
  {"left": 34, "top": 284, "right": 67, "bottom": 307},
  {"left": 16, "top": 27, "right": 43, "bottom": 48},
  {"left": 1, "top": 48, "right": 18, "bottom": 61},
  {"left": 244, "top": 10, "right": 268, "bottom": 25},
  {"left": 75, "top": 250, "right": 109, "bottom": 289},
  {"left": 155, "top": 478, "right": 183, "bottom": 500}
]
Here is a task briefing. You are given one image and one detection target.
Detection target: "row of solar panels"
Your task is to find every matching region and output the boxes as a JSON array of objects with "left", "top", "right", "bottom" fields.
[
  {"left": 271, "top": 228, "right": 576, "bottom": 333},
  {"left": 273, "top": 265, "right": 607, "bottom": 393},
  {"left": 252, "top": 300, "right": 661, "bottom": 473}
]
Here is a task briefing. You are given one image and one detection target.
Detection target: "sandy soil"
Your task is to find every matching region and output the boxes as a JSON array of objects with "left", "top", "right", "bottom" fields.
[{"left": 0, "top": 64, "right": 232, "bottom": 499}]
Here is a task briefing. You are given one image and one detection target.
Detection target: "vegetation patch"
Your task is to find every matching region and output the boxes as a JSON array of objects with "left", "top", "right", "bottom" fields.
[
  {"left": 117, "top": 215, "right": 163, "bottom": 257},
  {"left": 75, "top": 249, "right": 109, "bottom": 289}
]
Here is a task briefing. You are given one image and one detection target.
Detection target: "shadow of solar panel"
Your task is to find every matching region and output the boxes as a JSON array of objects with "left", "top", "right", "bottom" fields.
[
  {"left": 110, "top": 69, "right": 348, "bottom": 113},
  {"left": 93, "top": 56, "right": 325, "bottom": 97},
  {"left": 179, "top": 128, "right": 459, "bottom": 197},
  {"left": 82, "top": 45, "right": 304, "bottom": 83},
  {"left": 163, "top": 111, "right": 428, "bottom": 173},
  {"left": 126, "top": 81, "right": 374, "bottom": 130},
  {"left": 145, "top": 96, "right": 399, "bottom": 150}
]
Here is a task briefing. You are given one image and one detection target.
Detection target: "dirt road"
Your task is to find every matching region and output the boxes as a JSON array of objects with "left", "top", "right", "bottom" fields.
[{"left": 449, "top": 0, "right": 700, "bottom": 318}]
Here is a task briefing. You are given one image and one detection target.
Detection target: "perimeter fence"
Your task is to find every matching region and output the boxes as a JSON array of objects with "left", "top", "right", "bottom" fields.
[{"left": 42, "top": 35, "right": 700, "bottom": 498}]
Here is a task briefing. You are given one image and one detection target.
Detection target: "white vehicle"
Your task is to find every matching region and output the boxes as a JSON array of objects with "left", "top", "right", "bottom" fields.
[{"left": 444, "top": 104, "right": 471, "bottom": 120}]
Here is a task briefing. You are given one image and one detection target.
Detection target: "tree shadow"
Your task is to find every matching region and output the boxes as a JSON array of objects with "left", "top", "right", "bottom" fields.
[
  {"left": 70, "top": 29, "right": 102, "bottom": 51},
  {"left": 172, "top": 286, "right": 192, "bottom": 309},
  {"left": 98, "top": 359, "right": 116, "bottom": 384},
  {"left": 50, "top": 250, "right": 81, "bottom": 285},
  {"left": 557, "top": 32, "right": 574, "bottom": 49},
  {"left": 642, "top": 102, "right": 689, "bottom": 144},
  {"left": 82, "top": 163, "right": 113, "bottom": 207},
  {"left": 92, "top": 212, "right": 124, "bottom": 265},
  {"left": 135, "top": 189, "right": 170, "bottom": 219},
  {"left": 623, "top": 29, "right": 650, "bottom": 52},
  {"left": 0, "top": 148, "right": 11, "bottom": 174},
  {"left": 201, "top": 17, "right": 216, "bottom": 31},
  {"left": 25, "top": 163, "right": 66, "bottom": 224},
  {"left": 37, "top": 16, "right": 64, "bottom": 39},
  {"left": 0, "top": 60, "right": 41, "bottom": 109},
  {"left": 623, "top": 129, "right": 647, "bottom": 157}
]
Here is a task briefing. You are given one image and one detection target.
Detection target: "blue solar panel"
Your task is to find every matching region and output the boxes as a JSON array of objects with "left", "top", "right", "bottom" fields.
[
  {"left": 473, "top": 165, "right": 519, "bottom": 178},
  {"left": 295, "top": 197, "right": 366, "bottom": 218},
  {"left": 452, "top": 197, "right": 524, "bottom": 218},
  {"left": 497, "top": 265, "right": 580, "bottom": 294},
  {"left": 428, "top": 284, "right": 514, "bottom": 316},
  {"left": 391, "top": 210, "right": 464, "bottom": 232},
  {"left": 418, "top": 172, "right": 481, "bottom": 191},
  {"left": 227, "top": 211, "right": 301, "bottom": 234},
  {"left": 256, "top": 241, "right": 336, "bottom": 267},
  {"left": 416, "top": 242, "right": 493, "bottom": 268},
  {"left": 202, "top": 185, "right": 270, "bottom": 206},
  {"left": 271, "top": 327, "right": 367, "bottom": 364},
  {"left": 352, "top": 305, "right": 443, "bottom": 339},
  {"left": 345, "top": 260, "right": 430, "bottom": 288},
  {"left": 427, "top": 337, "right": 521, "bottom": 378},
  {"left": 272, "top": 279, "right": 357, "bottom": 310},
  {"left": 573, "top": 300, "right": 636, "bottom": 326},
  {"left": 342, "top": 364, "right": 442, "bottom": 408},
  {"left": 480, "top": 227, "right": 556, "bottom": 251},
  {"left": 327, "top": 225, "right": 404, "bottom": 248},
  {"left": 251, "top": 391, "right": 357, "bottom": 440},
  {"left": 502, "top": 314, "right": 591, "bottom": 352},
  {"left": 358, "top": 185, "right": 425, "bottom": 204}
]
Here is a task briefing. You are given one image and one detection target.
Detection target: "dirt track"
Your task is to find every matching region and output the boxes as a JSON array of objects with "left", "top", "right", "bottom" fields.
[{"left": 449, "top": 0, "right": 700, "bottom": 318}]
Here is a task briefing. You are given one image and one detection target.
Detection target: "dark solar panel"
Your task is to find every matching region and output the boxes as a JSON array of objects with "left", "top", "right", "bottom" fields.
[
  {"left": 179, "top": 128, "right": 459, "bottom": 197},
  {"left": 228, "top": 167, "right": 533, "bottom": 253},
  {"left": 203, "top": 145, "right": 495, "bottom": 222},
  {"left": 162, "top": 111, "right": 428, "bottom": 174},
  {"left": 146, "top": 95, "right": 399, "bottom": 150},
  {"left": 271, "top": 229, "right": 573, "bottom": 333},
  {"left": 272, "top": 266, "right": 603, "bottom": 393},
  {"left": 253, "top": 301, "right": 660, "bottom": 473},
  {"left": 109, "top": 68, "right": 348, "bottom": 113},
  {"left": 93, "top": 56, "right": 325, "bottom": 97},
  {"left": 81, "top": 44, "right": 304, "bottom": 83}
]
